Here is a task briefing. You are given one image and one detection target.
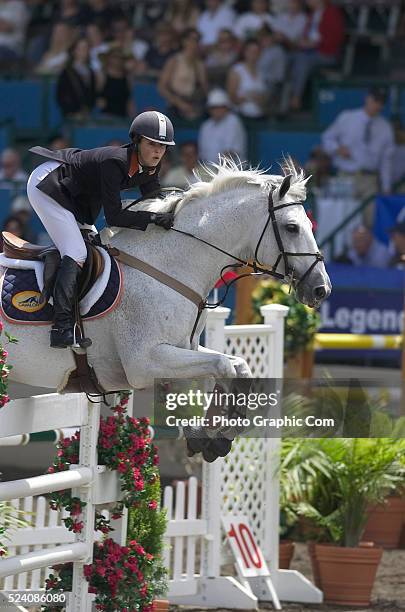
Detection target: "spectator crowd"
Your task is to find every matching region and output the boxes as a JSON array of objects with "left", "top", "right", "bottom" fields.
[
  {"left": 0, "top": 0, "right": 345, "bottom": 121},
  {"left": 1, "top": 0, "right": 405, "bottom": 270}
]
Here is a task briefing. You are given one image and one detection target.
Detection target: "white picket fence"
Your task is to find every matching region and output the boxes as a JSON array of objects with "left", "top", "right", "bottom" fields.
[
  {"left": 0, "top": 305, "right": 322, "bottom": 610},
  {"left": 0, "top": 393, "right": 129, "bottom": 612},
  {"left": 162, "top": 305, "right": 322, "bottom": 608}
]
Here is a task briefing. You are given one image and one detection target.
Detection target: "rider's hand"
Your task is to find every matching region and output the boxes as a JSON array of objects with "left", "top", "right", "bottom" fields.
[{"left": 149, "top": 212, "right": 174, "bottom": 230}]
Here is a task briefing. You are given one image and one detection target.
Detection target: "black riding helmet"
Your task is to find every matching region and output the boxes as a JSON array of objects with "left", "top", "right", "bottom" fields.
[{"left": 129, "top": 111, "right": 176, "bottom": 146}]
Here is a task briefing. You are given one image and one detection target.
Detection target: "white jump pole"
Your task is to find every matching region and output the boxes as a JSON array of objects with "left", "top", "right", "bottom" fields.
[{"left": 0, "top": 468, "right": 93, "bottom": 502}]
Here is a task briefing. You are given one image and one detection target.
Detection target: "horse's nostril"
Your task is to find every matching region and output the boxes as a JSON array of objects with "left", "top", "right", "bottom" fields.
[{"left": 314, "top": 285, "right": 327, "bottom": 300}]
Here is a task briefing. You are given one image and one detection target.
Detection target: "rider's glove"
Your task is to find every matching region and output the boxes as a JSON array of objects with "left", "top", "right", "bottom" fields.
[{"left": 149, "top": 212, "right": 174, "bottom": 230}]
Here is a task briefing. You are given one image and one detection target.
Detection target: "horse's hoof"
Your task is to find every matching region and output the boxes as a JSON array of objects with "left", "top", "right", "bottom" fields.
[
  {"left": 202, "top": 446, "right": 220, "bottom": 462},
  {"left": 186, "top": 440, "right": 197, "bottom": 457},
  {"left": 210, "top": 437, "right": 233, "bottom": 457},
  {"left": 183, "top": 426, "right": 209, "bottom": 456}
]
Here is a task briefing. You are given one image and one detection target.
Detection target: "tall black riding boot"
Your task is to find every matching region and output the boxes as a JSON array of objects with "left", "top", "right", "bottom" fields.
[{"left": 50, "top": 255, "right": 82, "bottom": 349}]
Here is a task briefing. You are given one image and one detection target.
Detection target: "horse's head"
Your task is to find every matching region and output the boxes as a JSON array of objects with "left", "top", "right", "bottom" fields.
[{"left": 253, "top": 162, "right": 331, "bottom": 308}]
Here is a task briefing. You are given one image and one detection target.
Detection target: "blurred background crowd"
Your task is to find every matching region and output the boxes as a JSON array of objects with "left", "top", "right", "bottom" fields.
[{"left": 1, "top": 0, "right": 405, "bottom": 271}]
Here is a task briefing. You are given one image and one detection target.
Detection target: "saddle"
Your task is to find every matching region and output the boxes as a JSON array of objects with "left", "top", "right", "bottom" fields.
[
  {"left": 2, "top": 231, "right": 108, "bottom": 398},
  {"left": 2, "top": 232, "right": 105, "bottom": 301}
]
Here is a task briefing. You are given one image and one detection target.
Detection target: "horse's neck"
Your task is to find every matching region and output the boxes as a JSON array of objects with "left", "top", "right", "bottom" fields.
[{"left": 111, "top": 189, "right": 257, "bottom": 298}]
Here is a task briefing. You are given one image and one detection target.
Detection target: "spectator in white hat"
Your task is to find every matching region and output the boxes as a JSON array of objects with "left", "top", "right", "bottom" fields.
[{"left": 198, "top": 89, "right": 247, "bottom": 163}]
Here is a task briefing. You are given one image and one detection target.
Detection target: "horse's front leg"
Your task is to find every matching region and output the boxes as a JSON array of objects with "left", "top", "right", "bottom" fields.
[
  {"left": 149, "top": 343, "right": 240, "bottom": 462},
  {"left": 149, "top": 343, "right": 237, "bottom": 379},
  {"left": 197, "top": 344, "right": 253, "bottom": 378}
]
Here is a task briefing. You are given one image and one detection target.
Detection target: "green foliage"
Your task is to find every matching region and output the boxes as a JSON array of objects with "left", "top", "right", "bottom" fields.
[
  {"left": 251, "top": 279, "right": 320, "bottom": 357},
  {"left": 128, "top": 478, "right": 168, "bottom": 598},
  {"left": 283, "top": 438, "right": 405, "bottom": 547},
  {"left": 0, "top": 501, "right": 32, "bottom": 557}
]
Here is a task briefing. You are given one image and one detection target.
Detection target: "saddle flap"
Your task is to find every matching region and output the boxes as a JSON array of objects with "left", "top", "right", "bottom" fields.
[
  {"left": 78, "top": 243, "right": 105, "bottom": 300},
  {"left": 2, "top": 232, "right": 56, "bottom": 261}
]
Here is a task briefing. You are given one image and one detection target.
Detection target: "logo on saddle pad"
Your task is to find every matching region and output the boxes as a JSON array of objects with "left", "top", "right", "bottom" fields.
[{"left": 12, "top": 291, "right": 45, "bottom": 313}]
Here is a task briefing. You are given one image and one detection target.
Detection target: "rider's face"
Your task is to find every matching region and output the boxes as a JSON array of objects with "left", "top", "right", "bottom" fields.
[{"left": 138, "top": 138, "right": 167, "bottom": 167}]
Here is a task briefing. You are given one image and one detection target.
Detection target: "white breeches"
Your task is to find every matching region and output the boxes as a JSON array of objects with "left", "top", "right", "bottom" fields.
[{"left": 26, "top": 160, "right": 88, "bottom": 264}]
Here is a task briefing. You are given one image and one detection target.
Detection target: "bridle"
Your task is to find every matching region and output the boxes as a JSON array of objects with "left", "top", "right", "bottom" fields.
[
  {"left": 118, "top": 183, "right": 325, "bottom": 343},
  {"left": 171, "top": 186, "right": 325, "bottom": 312}
]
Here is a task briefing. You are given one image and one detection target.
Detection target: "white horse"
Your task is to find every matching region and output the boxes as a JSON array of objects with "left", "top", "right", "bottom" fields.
[{"left": 3, "top": 158, "right": 331, "bottom": 460}]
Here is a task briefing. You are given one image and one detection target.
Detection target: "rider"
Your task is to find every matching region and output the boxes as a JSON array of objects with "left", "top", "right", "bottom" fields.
[{"left": 26, "top": 111, "right": 176, "bottom": 349}]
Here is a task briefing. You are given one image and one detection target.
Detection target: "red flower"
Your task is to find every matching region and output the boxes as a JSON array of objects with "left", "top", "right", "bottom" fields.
[
  {"left": 113, "top": 405, "right": 125, "bottom": 414},
  {"left": 71, "top": 520, "right": 84, "bottom": 533},
  {"left": 148, "top": 500, "right": 157, "bottom": 511},
  {"left": 134, "top": 478, "right": 144, "bottom": 491},
  {"left": 83, "top": 565, "right": 93, "bottom": 578},
  {"left": 130, "top": 542, "right": 145, "bottom": 556}
]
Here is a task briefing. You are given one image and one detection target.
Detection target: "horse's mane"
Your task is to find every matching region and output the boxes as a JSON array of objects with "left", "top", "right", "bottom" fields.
[{"left": 119, "top": 156, "right": 308, "bottom": 223}]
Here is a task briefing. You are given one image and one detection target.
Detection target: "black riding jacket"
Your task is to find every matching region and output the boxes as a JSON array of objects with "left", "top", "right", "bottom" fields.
[{"left": 29, "top": 143, "right": 161, "bottom": 229}]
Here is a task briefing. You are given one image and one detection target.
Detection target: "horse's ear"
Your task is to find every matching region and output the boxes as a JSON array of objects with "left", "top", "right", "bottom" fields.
[{"left": 278, "top": 174, "right": 292, "bottom": 200}]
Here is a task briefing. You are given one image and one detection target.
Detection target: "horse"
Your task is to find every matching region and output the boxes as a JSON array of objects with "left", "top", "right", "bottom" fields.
[{"left": 2, "top": 157, "right": 331, "bottom": 461}]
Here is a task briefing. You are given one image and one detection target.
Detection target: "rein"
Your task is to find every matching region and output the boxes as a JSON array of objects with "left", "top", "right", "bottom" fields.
[
  {"left": 171, "top": 187, "right": 324, "bottom": 310},
  {"left": 112, "top": 186, "right": 324, "bottom": 344}
]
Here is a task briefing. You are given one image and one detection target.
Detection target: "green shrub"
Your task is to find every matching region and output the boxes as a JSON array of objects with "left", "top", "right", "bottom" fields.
[{"left": 127, "top": 477, "right": 168, "bottom": 598}]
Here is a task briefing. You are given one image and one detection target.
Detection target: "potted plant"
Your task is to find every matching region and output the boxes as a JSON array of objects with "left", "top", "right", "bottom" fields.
[
  {"left": 279, "top": 438, "right": 333, "bottom": 570},
  {"left": 251, "top": 279, "right": 320, "bottom": 378},
  {"left": 294, "top": 438, "right": 405, "bottom": 606}
]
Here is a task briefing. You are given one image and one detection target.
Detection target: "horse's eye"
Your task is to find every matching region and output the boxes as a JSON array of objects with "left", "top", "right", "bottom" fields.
[{"left": 286, "top": 223, "right": 299, "bottom": 234}]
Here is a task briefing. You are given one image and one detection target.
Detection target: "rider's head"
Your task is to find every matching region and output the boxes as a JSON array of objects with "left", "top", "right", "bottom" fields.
[{"left": 129, "top": 111, "right": 175, "bottom": 169}]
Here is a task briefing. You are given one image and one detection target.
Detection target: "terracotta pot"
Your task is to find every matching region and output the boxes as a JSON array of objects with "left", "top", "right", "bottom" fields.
[
  {"left": 279, "top": 540, "right": 294, "bottom": 569},
  {"left": 307, "top": 541, "right": 322, "bottom": 588},
  {"left": 363, "top": 496, "right": 405, "bottom": 549},
  {"left": 152, "top": 600, "right": 169, "bottom": 611},
  {"left": 315, "top": 543, "right": 383, "bottom": 606},
  {"left": 308, "top": 540, "right": 375, "bottom": 590}
]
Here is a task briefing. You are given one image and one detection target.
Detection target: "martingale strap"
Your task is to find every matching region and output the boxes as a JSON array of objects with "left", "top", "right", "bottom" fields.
[{"left": 108, "top": 247, "right": 206, "bottom": 343}]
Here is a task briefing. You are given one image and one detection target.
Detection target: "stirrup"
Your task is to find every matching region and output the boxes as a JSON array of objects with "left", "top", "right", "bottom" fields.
[{"left": 73, "top": 322, "right": 92, "bottom": 349}]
